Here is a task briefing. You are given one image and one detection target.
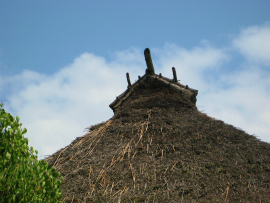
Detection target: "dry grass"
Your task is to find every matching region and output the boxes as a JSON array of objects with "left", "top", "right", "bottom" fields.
[{"left": 43, "top": 76, "right": 270, "bottom": 202}]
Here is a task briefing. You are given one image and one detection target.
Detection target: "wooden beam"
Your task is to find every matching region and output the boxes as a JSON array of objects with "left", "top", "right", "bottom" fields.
[
  {"left": 172, "top": 67, "right": 178, "bottom": 83},
  {"left": 144, "top": 48, "right": 155, "bottom": 74},
  {"left": 126, "top": 73, "right": 131, "bottom": 87}
]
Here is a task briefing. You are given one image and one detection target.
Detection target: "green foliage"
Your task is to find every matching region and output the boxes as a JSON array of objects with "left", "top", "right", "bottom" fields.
[{"left": 0, "top": 101, "right": 64, "bottom": 202}]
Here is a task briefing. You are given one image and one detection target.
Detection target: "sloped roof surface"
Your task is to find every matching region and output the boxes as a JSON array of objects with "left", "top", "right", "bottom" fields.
[{"left": 42, "top": 50, "right": 270, "bottom": 202}]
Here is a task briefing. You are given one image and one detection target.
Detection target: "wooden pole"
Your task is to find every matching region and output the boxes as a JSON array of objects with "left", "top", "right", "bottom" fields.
[
  {"left": 172, "top": 67, "right": 178, "bottom": 83},
  {"left": 144, "top": 48, "right": 155, "bottom": 74},
  {"left": 126, "top": 72, "right": 131, "bottom": 87}
]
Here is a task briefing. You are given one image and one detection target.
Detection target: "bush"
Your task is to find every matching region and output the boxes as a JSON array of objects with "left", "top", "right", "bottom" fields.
[{"left": 0, "top": 101, "right": 64, "bottom": 202}]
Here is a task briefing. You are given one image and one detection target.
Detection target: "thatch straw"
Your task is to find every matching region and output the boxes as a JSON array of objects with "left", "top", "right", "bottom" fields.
[{"left": 43, "top": 74, "right": 270, "bottom": 202}]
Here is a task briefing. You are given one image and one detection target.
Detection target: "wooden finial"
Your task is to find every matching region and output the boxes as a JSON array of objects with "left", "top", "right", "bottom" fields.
[
  {"left": 172, "top": 67, "right": 178, "bottom": 83},
  {"left": 126, "top": 73, "right": 131, "bottom": 87},
  {"left": 144, "top": 48, "right": 155, "bottom": 74}
]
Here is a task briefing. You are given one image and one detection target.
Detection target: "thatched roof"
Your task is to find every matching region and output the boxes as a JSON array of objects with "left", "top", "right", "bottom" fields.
[
  {"left": 43, "top": 49, "right": 270, "bottom": 202},
  {"left": 109, "top": 71, "right": 198, "bottom": 113}
]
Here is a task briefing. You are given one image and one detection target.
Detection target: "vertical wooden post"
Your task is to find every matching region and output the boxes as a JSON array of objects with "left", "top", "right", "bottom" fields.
[
  {"left": 144, "top": 48, "right": 155, "bottom": 74},
  {"left": 172, "top": 67, "right": 178, "bottom": 83},
  {"left": 126, "top": 72, "right": 131, "bottom": 87}
]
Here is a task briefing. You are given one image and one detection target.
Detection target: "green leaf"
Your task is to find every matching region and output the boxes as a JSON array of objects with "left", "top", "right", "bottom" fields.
[
  {"left": 22, "top": 128, "right": 27, "bottom": 135},
  {"left": 16, "top": 116, "right": 20, "bottom": 123},
  {"left": 1, "top": 176, "right": 6, "bottom": 184},
  {"left": 16, "top": 129, "right": 22, "bottom": 137},
  {"left": 6, "top": 152, "right": 11, "bottom": 160},
  {"left": 8, "top": 128, "right": 13, "bottom": 134},
  {"left": 23, "top": 137, "right": 29, "bottom": 145},
  {"left": 47, "top": 164, "right": 52, "bottom": 170},
  {"left": 51, "top": 191, "right": 56, "bottom": 198}
]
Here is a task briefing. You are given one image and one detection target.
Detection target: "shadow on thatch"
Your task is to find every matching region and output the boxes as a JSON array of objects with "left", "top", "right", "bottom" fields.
[{"left": 43, "top": 51, "right": 270, "bottom": 203}]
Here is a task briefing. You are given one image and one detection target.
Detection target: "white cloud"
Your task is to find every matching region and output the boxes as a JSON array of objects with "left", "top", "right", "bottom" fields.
[
  {"left": 152, "top": 43, "right": 229, "bottom": 90},
  {"left": 1, "top": 25, "right": 270, "bottom": 161},
  {"left": 150, "top": 40, "right": 270, "bottom": 143},
  {"left": 200, "top": 65, "right": 270, "bottom": 143},
  {"left": 2, "top": 50, "right": 144, "bottom": 160},
  {"left": 233, "top": 22, "right": 270, "bottom": 65}
]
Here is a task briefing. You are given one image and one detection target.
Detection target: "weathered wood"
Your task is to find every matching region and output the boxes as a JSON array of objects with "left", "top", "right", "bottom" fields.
[
  {"left": 126, "top": 72, "right": 131, "bottom": 87},
  {"left": 172, "top": 67, "right": 178, "bottom": 83},
  {"left": 144, "top": 48, "right": 155, "bottom": 74}
]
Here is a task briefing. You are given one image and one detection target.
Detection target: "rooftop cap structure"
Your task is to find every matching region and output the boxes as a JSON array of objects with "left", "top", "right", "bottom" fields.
[{"left": 110, "top": 48, "right": 198, "bottom": 113}]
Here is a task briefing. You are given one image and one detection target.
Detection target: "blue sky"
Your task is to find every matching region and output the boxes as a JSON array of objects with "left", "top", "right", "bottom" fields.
[{"left": 0, "top": 1, "right": 270, "bottom": 161}]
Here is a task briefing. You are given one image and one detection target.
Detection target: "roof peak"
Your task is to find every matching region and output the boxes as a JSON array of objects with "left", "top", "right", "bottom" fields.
[{"left": 109, "top": 48, "right": 198, "bottom": 112}]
